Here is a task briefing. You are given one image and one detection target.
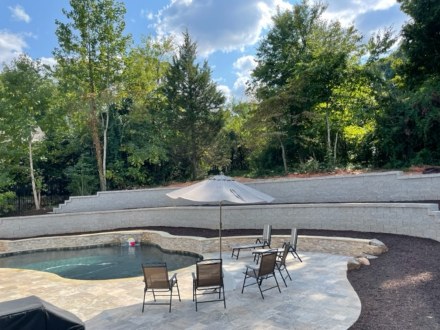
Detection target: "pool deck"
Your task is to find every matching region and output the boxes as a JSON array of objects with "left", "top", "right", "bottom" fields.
[{"left": 0, "top": 250, "right": 361, "bottom": 329}]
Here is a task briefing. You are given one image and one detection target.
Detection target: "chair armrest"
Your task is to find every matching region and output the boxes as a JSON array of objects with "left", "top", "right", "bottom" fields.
[{"left": 170, "top": 273, "right": 178, "bottom": 286}]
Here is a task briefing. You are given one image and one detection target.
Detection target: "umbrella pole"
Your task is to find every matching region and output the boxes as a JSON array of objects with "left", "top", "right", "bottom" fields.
[{"left": 219, "top": 201, "right": 222, "bottom": 259}]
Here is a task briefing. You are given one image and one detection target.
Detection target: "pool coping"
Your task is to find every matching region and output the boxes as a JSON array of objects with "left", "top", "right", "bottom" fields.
[{"left": 0, "top": 229, "right": 387, "bottom": 259}]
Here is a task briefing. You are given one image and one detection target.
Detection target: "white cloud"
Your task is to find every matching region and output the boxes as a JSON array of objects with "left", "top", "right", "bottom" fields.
[
  {"left": 155, "top": 0, "right": 292, "bottom": 56},
  {"left": 0, "top": 31, "right": 27, "bottom": 66},
  {"left": 141, "top": 9, "right": 154, "bottom": 20},
  {"left": 8, "top": 5, "right": 31, "bottom": 23},
  {"left": 321, "top": 0, "right": 406, "bottom": 37},
  {"left": 232, "top": 55, "right": 256, "bottom": 92},
  {"left": 217, "top": 84, "right": 232, "bottom": 103},
  {"left": 39, "top": 57, "right": 57, "bottom": 69}
]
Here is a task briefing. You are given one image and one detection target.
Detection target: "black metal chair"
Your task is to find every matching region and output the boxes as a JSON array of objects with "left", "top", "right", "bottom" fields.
[
  {"left": 276, "top": 242, "right": 292, "bottom": 287},
  {"left": 141, "top": 263, "right": 181, "bottom": 313},
  {"left": 192, "top": 259, "right": 226, "bottom": 311},
  {"left": 241, "top": 251, "right": 281, "bottom": 299},
  {"left": 285, "top": 228, "right": 302, "bottom": 262}
]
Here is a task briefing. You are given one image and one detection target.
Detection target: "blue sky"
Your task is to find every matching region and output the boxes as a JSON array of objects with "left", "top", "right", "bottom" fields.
[{"left": 0, "top": 0, "right": 408, "bottom": 100}]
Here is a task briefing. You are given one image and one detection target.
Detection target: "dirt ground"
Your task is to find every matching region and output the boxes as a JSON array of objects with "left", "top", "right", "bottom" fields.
[{"left": 144, "top": 226, "right": 440, "bottom": 330}]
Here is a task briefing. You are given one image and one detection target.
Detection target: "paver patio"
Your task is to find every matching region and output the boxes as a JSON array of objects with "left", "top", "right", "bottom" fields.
[{"left": 0, "top": 250, "right": 360, "bottom": 329}]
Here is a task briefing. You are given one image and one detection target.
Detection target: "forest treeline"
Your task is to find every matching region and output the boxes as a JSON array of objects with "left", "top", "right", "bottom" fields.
[{"left": 1, "top": 0, "right": 439, "bottom": 213}]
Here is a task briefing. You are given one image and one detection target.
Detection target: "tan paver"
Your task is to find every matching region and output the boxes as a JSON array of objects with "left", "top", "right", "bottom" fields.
[{"left": 0, "top": 251, "right": 361, "bottom": 329}]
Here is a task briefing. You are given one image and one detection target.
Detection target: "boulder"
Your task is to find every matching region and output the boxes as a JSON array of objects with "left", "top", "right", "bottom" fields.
[{"left": 347, "top": 257, "right": 361, "bottom": 270}]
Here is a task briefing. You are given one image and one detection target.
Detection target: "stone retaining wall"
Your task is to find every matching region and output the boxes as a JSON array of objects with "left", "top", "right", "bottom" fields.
[
  {"left": 0, "top": 230, "right": 387, "bottom": 258},
  {"left": 2, "top": 203, "right": 439, "bottom": 242},
  {"left": 53, "top": 171, "right": 440, "bottom": 213}
]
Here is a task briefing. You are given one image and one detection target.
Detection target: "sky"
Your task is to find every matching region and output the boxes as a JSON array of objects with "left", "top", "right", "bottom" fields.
[{"left": 0, "top": 0, "right": 409, "bottom": 101}]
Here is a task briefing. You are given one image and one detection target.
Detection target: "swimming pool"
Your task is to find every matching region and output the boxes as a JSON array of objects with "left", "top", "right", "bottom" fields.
[{"left": 0, "top": 244, "right": 201, "bottom": 280}]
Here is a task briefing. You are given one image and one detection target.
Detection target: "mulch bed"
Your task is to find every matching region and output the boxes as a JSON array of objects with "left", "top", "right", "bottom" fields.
[{"left": 144, "top": 226, "right": 440, "bottom": 330}]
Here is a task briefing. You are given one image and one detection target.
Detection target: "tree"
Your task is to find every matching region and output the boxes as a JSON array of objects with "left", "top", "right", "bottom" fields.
[
  {"left": 397, "top": 0, "right": 440, "bottom": 87},
  {"left": 53, "top": 0, "right": 131, "bottom": 191},
  {"left": 162, "top": 32, "right": 226, "bottom": 180},
  {"left": 0, "top": 140, "right": 16, "bottom": 215},
  {"left": 371, "top": 1, "right": 440, "bottom": 167},
  {"left": 251, "top": 0, "right": 362, "bottom": 170},
  {"left": 0, "top": 55, "right": 55, "bottom": 209},
  {"left": 106, "top": 37, "right": 174, "bottom": 187}
]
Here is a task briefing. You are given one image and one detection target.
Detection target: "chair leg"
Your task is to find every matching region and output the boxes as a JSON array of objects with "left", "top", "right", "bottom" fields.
[
  {"left": 256, "top": 278, "right": 265, "bottom": 299},
  {"left": 273, "top": 272, "right": 281, "bottom": 293},
  {"left": 169, "top": 287, "right": 172, "bottom": 313},
  {"left": 241, "top": 273, "right": 248, "bottom": 293},
  {"left": 284, "top": 266, "right": 292, "bottom": 281},
  {"left": 194, "top": 283, "right": 198, "bottom": 311},
  {"left": 142, "top": 289, "right": 147, "bottom": 313},
  {"left": 231, "top": 248, "right": 240, "bottom": 259},
  {"left": 276, "top": 264, "right": 287, "bottom": 287},
  {"left": 175, "top": 281, "right": 181, "bottom": 301},
  {"left": 222, "top": 287, "right": 226, "bottom": 309},
  {"left": 289, "top": 247, "right": 302, "bottom": 262}
]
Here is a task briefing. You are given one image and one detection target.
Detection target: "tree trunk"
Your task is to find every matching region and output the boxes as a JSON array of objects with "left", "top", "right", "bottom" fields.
[
  {"left": 277, "top": 135, "right": 288, "bottom": 174},
  {"left": 325, "top": 102, "right": 333, "bottom": 166},
  {"left": 334, "top": 132, "right": 338, "bottom": 164},
  {"left": 102, "top": 109, "right": 109, "bottom": 188},
  {"left": 28, "top": 138, "right": 40, "bottom": 210},
  {"left": 89, "top": 99, "right": 106, "bottom": 191},
  {"left": 325, "top": 103, "right": 331, "bottom": 155},
  {"left": 87, "top": 51, "right": 106, "bottom": 192},
  {"left": 190, "top": 140, "right": 197, "bottom": 181},
  {"left": 190, "top": 124, "right": 198, "bottom": 180}
]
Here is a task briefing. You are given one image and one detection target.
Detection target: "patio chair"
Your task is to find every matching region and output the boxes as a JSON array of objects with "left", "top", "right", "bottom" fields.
[
  {"left": 231, "top": 224, "right": 272, "bottom": 259},
  {"left": 241, "top": 251, "right": 281, "bottom": 299},
  {"left": 141, "top": 263, "right": 181, "bottom": 313},
  {"left": 192, "top": 259, "right": 226, "bottom": 311},
  {"left": 253, "top": 227, "right": 302, "bottom": 263},
  {"left": 285, "top": 228, "right": 302, "bottom": 262},
  {"left": 276, "top": 242, "right": 292, "bottom": 287}
]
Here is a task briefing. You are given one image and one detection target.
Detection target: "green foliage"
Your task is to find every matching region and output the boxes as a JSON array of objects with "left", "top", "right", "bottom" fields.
[
  {"left": 65, "top": 155, "right": 99, "bottom": 196},
  {"left": 250, "top": 0, "right": 369, "bottom": 171},
  {"left": 397, "top": 0, "right": 440, "bottom": 87},
  {"left": 162, "top": 31, "right": 226, "bottom": 180},
  {"left": 0, "top": 55, "right": 58, "bottom": 209},
  {"left": 297, "top": 157, "right": 321, "bottom": 173},
  {"left": 0, "top": 191, "right": 16, "bottom": 216},
  {"left": 54, "top": 0, "right": 131, "bottom": 191},
  {"left": 4, "top": 0, "right": 440, "bottom": 204},
  {"left": 0, "top": 170, "right": 16, "bottom": 216},
  {"left": 376, "top": 78, "right": 440, "bottom": 167},
  {"left": 105, "top": 38, "right": 174, "bottom": 188}
]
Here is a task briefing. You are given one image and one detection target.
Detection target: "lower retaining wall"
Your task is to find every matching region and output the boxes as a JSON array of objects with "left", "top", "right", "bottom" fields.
[
  {"left": 52, "top": 171, "right": 440, "bottom": 213},
  {"left": 1, "top": 203, "right": 439, "bottom": 242},
  {"left": 0, "top": 230, "right": 388, "bottom": 258}
]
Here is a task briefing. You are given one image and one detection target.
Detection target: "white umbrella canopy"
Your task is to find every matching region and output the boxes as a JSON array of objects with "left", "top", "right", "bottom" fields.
[{"left": 166, "top": 174, "right": 274, "bottom": 258}]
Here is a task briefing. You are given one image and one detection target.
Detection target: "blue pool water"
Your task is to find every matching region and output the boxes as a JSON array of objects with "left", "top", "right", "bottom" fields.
[{"left": 0, "top": 245, "right": 201, "bottom": 280}]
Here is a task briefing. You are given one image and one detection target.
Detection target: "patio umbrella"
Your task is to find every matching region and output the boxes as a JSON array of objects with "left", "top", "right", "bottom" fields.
[{"left": 166, "top": 174, "right": 274, "bottom": 258}]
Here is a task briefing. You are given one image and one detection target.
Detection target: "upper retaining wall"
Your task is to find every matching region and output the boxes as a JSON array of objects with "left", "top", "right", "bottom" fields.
[
  {"left": 53, "top": 171, "right": 440, "bottom": 214},
  {"left": 2, "top": 202, "right": 440, "bottom": 242}
]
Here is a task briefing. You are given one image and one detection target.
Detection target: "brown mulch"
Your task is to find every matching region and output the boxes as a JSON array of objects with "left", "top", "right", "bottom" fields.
[{"left": 144, "top": 226, "right": 440, "bottom": 330}]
